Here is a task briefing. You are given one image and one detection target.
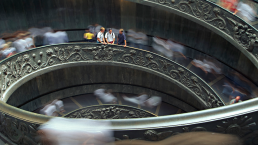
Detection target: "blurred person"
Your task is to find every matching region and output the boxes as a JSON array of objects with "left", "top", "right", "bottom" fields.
[
  {"left": 166, "top": 39, "right": 186, "bottom": 62},
  {"left": 122, "top": 94, "right": 149, "bottom": 106},
  {"left": 94, "top": 88, "right": 117, "bottom": 104},
  {"left": 43, "top": 31, "right": 69, "bottom": 45},
  {"left": 13, "top": 33, "right": 28, "bottom": 53},
  {"left": 40, "top": 104, "right": 58, "bottom": 116},
  {"left": 97, "top": 27, "right": 106, "bottom": 44},
  {"left": 24, "top": 32, "right": 35, "bottom": 49},
  {"left": 152, "top": 37, "right": 173, "bottom": 58},
  {"left": 38, "top": 118, "right": 113, "bottom": 145},
  {"left": 127, "top": 29, "right": 137, "bottom": 48},
  {"left": 0, "top": 42, "right": 16, "bottom": 58},
  {"left": 84, "top": 29, "right": 94, "bottom": 42},
  {"left": 105, "top": 28, "right": 115, "bottom": 44},
  {"left": 230, "top": 96, "right": 243, "bottom": 104},
  {"left": 222, "top": 81, "right": 234, "bottom": 97},
  {"left": 135, "top": 32, "right": 148, "bottom": 51},
  {"left": 233, "top": 0, "right": 258, "bottom": 23},
  {"left": 229, "top": 86, "right": 249, "bottom": 101},
  {"left": 56, "top": 31, "right": 69, "bottom": 43},
  {"left": 123, "top": 94, "right": 161, "bottom": 108},
  {"left": 191, "top": 59, "right": 211, "bottom": 74},
  {"left": 218, "top": 0, "right": 238, "bottom": 12},
  {"left": 52, "top": 99, "right": 65, "bottom": 113},
  {"left": 113, "top": 132, "right": 242, "bottom": 145},
  {"left": 117, "top": 29, "right": 127, "bottom": 47},
  {"left": 145, "top": 96, "right": 162, "bottom": 108},
  {"left": 94, "top": 24, "right": 102, "bottom": 35}
]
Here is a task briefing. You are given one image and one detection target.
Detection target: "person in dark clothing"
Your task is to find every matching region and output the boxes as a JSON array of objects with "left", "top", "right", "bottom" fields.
[{"left": 117, "top": 29, "right": 127, "bottom": 47}]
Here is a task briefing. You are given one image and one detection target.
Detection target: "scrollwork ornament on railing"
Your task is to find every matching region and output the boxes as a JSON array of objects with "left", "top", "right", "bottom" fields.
[
  {"left": 227, "top": 18, "right": 258, "bottom": 52},
  {"left": 216, "top": 116, "right": 256, "bottom": 137},
  {"left": 0, "top": 113, "right": 39, "bottom": 144},
  {"left": 0, "top": 44, "right": 222, "bottom": 108}
]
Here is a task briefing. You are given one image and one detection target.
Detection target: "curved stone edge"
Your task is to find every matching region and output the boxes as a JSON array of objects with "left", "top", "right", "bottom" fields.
[
  {"left": 0, "top": 43, "right": 223, "bottom": 109},
  {"left": 1, "top": 100, "right": 258, "bottom": 144},
  {"left": 20, "top": 83, "right": 197, "bottom": 113},
  {"left": 125, "top": 0, "right": 258, "bottom": 68}
]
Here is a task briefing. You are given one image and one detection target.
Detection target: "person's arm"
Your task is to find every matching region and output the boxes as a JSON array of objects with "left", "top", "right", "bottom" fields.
[
  {"left": 117, "top": 37, "right": 119, "bottom": 45},
  {"left": 113, "top": 33, "right": 115, "bottom": 44},
  {"left": 97, "top": 38, "right": 101, "bottom": 43},
  {"left": 124, "top": 40, "right": 127, "bottom": 47},
  {"left": 233, "top": 9, "right": 238, "bottom": 15},
  {"left": 84, "top": 33, "right": 87, "bottom": 39},
  {"left": 102, "top": 36, "right": 106, "bottom": 44}
]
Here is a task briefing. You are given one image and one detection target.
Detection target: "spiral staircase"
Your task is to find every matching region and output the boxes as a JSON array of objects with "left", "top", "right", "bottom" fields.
[{"left": 0, "top": 0, "right": 258, "bottom": 145}]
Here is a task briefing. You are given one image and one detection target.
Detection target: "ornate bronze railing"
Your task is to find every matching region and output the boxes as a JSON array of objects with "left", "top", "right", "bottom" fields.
[
  {"left": 0, "top": 43, "right": 257, "bottom": 144},
  {"left": 125, "top": 0, "right": 258, "bottom": 68}
]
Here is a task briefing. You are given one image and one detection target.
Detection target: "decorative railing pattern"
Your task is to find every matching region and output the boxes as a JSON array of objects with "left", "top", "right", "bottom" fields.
[
  {"left": 126, "top": 0, "right": 258, "bottom": 60},
  {"left": 64, "top": 105, "right": 156, "bottom": 119},
  {"left": 0, "top": 44, "right": 257, "bottom": 144},
  {"left": 0, "top": 43, "right": 223, "bottom": 108}
]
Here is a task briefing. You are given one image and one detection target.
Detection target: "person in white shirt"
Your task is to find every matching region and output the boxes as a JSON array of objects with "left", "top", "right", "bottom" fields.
[
  {"left": 234, "top": 0, "right": 258, "bottom": 23},
  {"left": 38, "top": 118, "right": 113, "bottom": 145},
  {"left": 97, "top": 27, "right": 106, "bottom": 44},
  {"left": 94, "top": 88, "right": 117, "bottom": 104},
  {"left": 123, "top": 94, "right": 162, "bottom": 108},
  {"left": 51, "top": 99, "right": 65, "bottom": 113},
  {"left": 24, "top": 32, "right": 35, "bottom": 49},
  {"left": 145, "top": 96, "right": 162, "bottom": 108},
  {"left": 42, "top": 104, "right": 58, "bottom": 116},
  {"left": 13, "top": 33, "right": 28, "bottom": 53},
  {"left": 105, "top": 28, "right": 115, "bottom": 44},
  {"left": 123, "top": 94, "right": 148, "bottom": 106},
  {"left": 0, "top": 42, "right": 16, "bottom": 58}
]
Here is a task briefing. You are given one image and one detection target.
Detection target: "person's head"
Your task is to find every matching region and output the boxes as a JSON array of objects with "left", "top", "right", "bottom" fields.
[
  {"left": 119, "top": 29, "right": 124, "bottom": 34},
  {"left": 108, "top": 28, "right": 112, "bottom": 33},
  {"left": 85, "top": 29, "right": 89, "bottom": 32},
  {"left": 100, "top": 27, "right": 105, "bottom": 33},
  {"left": 235, "top": 96, "right": 241, "bottom": 102}
]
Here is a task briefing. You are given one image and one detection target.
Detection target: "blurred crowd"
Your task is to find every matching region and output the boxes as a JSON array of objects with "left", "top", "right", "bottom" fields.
[
  {"left": 0, "top": 27, "right": 69, "bottom": 60},
  {"left": 218, "top": 0, "right": 258, "bottom": 23}
]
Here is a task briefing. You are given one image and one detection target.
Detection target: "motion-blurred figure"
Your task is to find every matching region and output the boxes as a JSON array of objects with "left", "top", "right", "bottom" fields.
[
  {"left": 38, "top": 118, "right": 113, "bottom": 145},
  {"left": 234, "top": 0, "right": 258, "bottom": 23},
  {"left": 84, "top": 29, "right": 95, "bottom": 42},
  {"left": 13, "top": 33, "right": 28, "bottom": 53},
  {"left": 135, "top": 32, "right": 148, "bottom": 51},
  {"left": 0, "top": 42, "right": 16, "bottom": 58},
  {"left": 40, "top": 104, "right": 58, "bottom": 117},
  {"left": 152, "top": 37, "right": 173, "bottom": 58},
  {"left": 94, "top": 88, "right": 117, "bottom": 104},
  {"left": 218, "top": 0, "right": 238, "bottom": 12},
  {"left": 127, "top": 29, "right": 137, "bottom": 48},
  {"left": 43, "top": 31, "right": 68, "bottom": 45},
  {"left": 24, "top": 32, "right": 35, "bottom": 49},
  {"left": 191, "top": 58, "right": 222, "bottom": 76},
  {"left": 123, "top": 94, "right": 148, "bottom": 106},
  {"left": 230, "top": 96, "right": 242, "bottom": 104},
  {"left": 166, "top": 40, "right": 186, "bottom": 62},
  {"left": 52, "top": 99, "right": 65, "bottom": 113},
  {"left": 123, "top": 94, "right": 161, "bottom": 108}
]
